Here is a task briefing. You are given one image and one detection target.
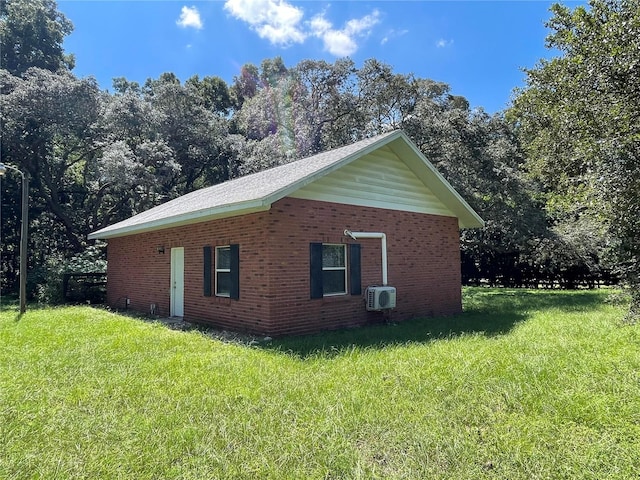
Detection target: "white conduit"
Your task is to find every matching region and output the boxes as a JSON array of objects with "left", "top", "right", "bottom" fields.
[{"left": 343, "top": 229, "right": 388, "bottom": 286}]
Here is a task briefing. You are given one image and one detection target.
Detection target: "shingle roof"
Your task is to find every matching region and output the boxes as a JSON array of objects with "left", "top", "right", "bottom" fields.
[{"left": 89, "top": 130, "right": 483, "bottom": 239}]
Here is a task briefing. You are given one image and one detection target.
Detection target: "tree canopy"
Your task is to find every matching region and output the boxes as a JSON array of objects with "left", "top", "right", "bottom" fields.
[
  {"left": 509, "top": 0, "right": 640, "bottom": 318},
  {"left": 0, "top": 0, "right": 74, "bottom": 76}
]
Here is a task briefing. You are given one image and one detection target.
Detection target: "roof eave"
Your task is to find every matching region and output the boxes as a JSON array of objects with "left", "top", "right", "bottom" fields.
[
  {"left": 458, "top": 215, "right": 485, "bottom": 229},
  {"left": 88, "top": 200, "right": 270, "bottom": 240}
]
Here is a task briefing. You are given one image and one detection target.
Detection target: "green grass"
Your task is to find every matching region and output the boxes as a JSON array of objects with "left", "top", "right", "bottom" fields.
[{"left": 1, "top": 289, "right": 639, "bottom": 479}]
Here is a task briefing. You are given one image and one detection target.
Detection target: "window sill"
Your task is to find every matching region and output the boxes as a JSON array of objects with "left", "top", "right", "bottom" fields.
[
  {"left": 319, "top": 294, "right": 355, "bottom": 303},
  {"left": 323, "top": 292, "right": 347, "bottom": 298}
]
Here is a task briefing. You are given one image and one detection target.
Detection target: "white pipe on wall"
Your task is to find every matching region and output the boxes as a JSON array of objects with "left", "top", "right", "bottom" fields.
[{"left": 344, "top": 229, "right": 388, "bottom": 286}]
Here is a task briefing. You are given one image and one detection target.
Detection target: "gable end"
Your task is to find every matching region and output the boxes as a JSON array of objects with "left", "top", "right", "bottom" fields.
[{"left": 289, "top": 145, "right": 456, "bottom": 218}]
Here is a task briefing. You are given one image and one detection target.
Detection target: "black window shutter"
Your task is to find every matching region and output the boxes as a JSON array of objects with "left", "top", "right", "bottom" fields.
[
  {"left": 349, "top": 243, "right": 362, "bottom": 296},
  {"left": 310, "top": 242, "right": 323, "bottom": 299},
  {"left": 203, "top": 246, "right": 212, "bottom": 297},
  {"left": 230, "top": 244, "right": 240, "bottom": 300}
]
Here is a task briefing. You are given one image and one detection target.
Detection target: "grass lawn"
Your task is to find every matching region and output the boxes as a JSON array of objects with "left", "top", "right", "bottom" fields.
[{"left": 1, "top": 288, "right": 639, "bottom": 479}]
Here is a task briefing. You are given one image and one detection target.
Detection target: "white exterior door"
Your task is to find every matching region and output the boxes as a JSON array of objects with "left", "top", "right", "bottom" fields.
[{"left": 170, "top": 247, "right": 184, "bottom": 317}]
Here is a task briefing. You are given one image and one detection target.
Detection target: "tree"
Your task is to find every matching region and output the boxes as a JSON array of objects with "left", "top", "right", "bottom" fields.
[
  {"left": 0, "top": 0, "right": 74, "bottom": 76},
  {"left": 230, "top": 63, "right": 260, "bottom": 109},
  {"left": 0, "top": 67, "right": 104, "bottom": 298},
  {"left": 259, "top": 56, "right": 287, "bottom": 87},
  {"left": 93, "top": 88, "right": 181, "bottom": 225},
  {"left": 357, "top": 59, "right": 424, "bottom": 135},
  {"left": 404, "top": 101, "right": 552, "bottom": 288},
  {"left": 142, "top": 73, "right": 232, "bottom": 191},
  {"left": 0, "top": 68, "right": 102, "bottom": 251},
  {"left": 185, "top": 74, "right": 232, "bottom": 114},
  {"left": 290, "top": 59, "right": 360, "bottom": 152},
  {"left": 231, "top": 58, "right": 363, "bottom": 171},
  {"left": 509, "top": 0, "right": 640, "bottom": 318}
]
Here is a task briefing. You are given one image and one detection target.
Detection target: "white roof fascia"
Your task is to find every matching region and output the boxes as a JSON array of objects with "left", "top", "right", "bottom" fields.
[{"left": 88, "top": 200, "right": 270, "bottom": 239}]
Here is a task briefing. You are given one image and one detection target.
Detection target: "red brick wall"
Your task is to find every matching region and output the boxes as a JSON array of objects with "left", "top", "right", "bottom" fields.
[
  {"left": 106, "top": 197, "right": 462, "bottom": 336},
  {"left": 264, "top": 198, "right": 461, "bottom": 335},
  {"left": 106, "top": 210, "right": 273, "bottom": 333}
]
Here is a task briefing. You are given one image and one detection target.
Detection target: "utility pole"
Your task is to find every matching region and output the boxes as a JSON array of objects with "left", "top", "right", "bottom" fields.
[{"left": 0, "top": 163, "right": 29, "bottom": 314}]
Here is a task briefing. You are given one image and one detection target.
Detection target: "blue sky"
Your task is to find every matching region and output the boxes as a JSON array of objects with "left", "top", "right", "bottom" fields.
[{"left": 58, "top": 1, "right": 583, "bottom": 113}]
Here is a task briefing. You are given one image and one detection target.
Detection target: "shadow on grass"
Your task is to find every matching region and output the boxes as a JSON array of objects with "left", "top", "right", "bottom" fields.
[
  {"left": 0, "top": 297, "right": 26, "bottom": 323},
  {"left": 262, "top": 288, "right": 610, "bottom": 358}
]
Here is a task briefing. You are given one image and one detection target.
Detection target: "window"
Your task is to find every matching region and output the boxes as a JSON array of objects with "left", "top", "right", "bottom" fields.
[
  {"left": 216, "top": 246, "right": 231, "bottom": 297},
  {"left": 310, "top": 243, "right": 360, "bottom": 298},
  {"left": 322, "top": 244, "right": 347, "bottom": 295},
  {"left": 204, "top": 244, "right": 239, "bottom": 299}
]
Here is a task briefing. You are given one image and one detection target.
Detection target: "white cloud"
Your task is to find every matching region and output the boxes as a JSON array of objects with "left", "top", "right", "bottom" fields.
[
  {"left": 224, "top": 0, "right": 306, "bottom": 46},
  {"left": 177, "top": 6, "right": 203, "bottom": 30},
  {"left": 344, "top": 12, "right": 380, "bottom": 36},
  {"left": 320, "top": 30, "right": 357, "bottom": 57},
  {"left": 381, "top": 28, "right": 408, "bottom": 46},
  {"left": 308, "top": 14, "right": 331, "bottom": 34},
  {"left": 224, "top": 0, "right": 381, "bottom": 55},
  {"left": 436, "top": 38, "right": 454, "bottom": 48},
  {"left": 310, "top": 9, "right": 381, "bottom": 56}
]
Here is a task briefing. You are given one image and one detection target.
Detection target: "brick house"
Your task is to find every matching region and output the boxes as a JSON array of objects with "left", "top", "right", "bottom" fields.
[{"left": 89, "top": 130, "right": 483, "bottom": 336}]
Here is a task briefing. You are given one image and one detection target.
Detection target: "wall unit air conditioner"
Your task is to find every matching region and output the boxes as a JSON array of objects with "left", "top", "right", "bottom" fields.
[{"left": 366, "top": 286, "right": 397, "bottom": 311}]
